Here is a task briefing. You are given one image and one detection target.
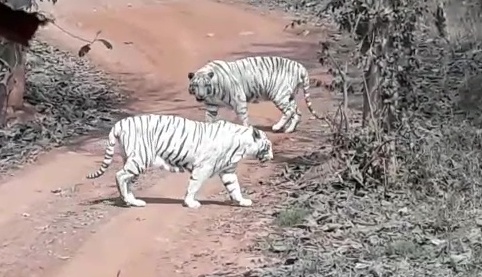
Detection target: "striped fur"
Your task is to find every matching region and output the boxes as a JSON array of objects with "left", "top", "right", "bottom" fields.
[
  {"left": 187, "top": 56, "right": 324, "bottom": 133},
  {"left": 86, "top": 114, "right": 273, "bottom": 209}
]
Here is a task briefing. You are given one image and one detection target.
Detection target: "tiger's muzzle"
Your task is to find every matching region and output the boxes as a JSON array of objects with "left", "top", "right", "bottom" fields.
[{"left": 257, "top": 151, "right": 273, "bottom": 163}]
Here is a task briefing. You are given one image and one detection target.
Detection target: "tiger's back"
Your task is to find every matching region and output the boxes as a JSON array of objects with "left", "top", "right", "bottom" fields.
[
  {"left": 207, "top": 56, "right": 309, "bottom": 103},
  {"left": 113, "top": 114, "right": 199, "bottom": 172}
]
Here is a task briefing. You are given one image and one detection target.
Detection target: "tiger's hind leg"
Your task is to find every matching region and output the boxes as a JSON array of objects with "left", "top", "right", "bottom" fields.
[
  {"left": 284, "top": 107, "right": 302, "bottom": 133},
  {"left": 272, "top": 94, "right": 298, "bottom": 133},
  {"left": 115, "top": 157, "right": 146, "bottom": 207},
  {"left": 219, "top": 169, "right": 252, "bottom": 207}
]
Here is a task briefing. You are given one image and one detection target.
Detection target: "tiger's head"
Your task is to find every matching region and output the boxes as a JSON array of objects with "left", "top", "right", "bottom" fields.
[
  {"left": 188, "top": 71, "right": 215, "bottom": 102},
  {"left": 248, "top": 127, "right": 274, "bottom": 163}
]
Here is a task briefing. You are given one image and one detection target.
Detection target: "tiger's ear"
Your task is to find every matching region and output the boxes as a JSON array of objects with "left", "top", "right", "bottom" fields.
[
  {"left": 252, "top": 128, "right": 262, "bottom": 140},
  {"left": 207, "top": 71, "right": 214, "bottom": 79},
  {"left": 188, "top": 72, "right": 195, "bottom": 80}
]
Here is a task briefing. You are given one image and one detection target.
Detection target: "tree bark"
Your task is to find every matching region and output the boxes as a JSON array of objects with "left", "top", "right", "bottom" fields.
[
  {"left": 0, "top": 0, "right": 31, "bottom": 127},
  {"left": 362, "top": 54, "right": 380, "bottom": 129},
  {"left": 0, "top": 59, "right": 11, "bottom": 126},
  {"left": 0, "top": 39, "right": 24, "bottom": 126},
  {"left": 8, "top": 44, "right": 25, "bottom": 109}
]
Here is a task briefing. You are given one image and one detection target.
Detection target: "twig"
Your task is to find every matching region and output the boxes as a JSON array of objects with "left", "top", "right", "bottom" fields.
[
  {"left": 35, "top": 11, "right": 112, "bottom": 56},
  {"left": 50, "top": 21, "right": 92, "bottom": 43}
]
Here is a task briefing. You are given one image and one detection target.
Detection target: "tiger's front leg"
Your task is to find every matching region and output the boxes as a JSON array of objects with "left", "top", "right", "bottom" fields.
[
  {"left": 219, "top": 169, "right": 252, "bottom": 207},
  {"left": 205, "top": 104, "right": 219, "bottom": 123}
]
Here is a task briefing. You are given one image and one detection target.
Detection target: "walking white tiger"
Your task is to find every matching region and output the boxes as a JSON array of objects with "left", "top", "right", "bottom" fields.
[
  {"left": 187, "top": 56, "right": 325, "bottom": 133},
  {"left": 86, "top": 114, "right": 273, "bottom": 209}
]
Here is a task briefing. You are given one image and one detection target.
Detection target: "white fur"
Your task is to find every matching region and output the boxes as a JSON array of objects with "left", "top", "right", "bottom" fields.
[
  {"left": 188, "top": 56, "right": 324, "bottom": 133},
  {"left": 86, "top": 114, "right": 273, "bottom": 208}
]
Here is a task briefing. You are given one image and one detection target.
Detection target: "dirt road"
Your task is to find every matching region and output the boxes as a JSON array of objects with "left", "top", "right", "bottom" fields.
[{"left": 0, "top": 0, "right": 331, "bottom": 276}]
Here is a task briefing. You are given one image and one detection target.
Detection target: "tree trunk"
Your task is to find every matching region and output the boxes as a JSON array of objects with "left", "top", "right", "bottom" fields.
[
  {"left": 0, "top": 0, "right": 31, "bottom": 127},
  {"left": 0, "top": 39, "right": 25, "bottom": 127},
  {"left": 8, "top": 44, "right": 25, "bottom": 109},
  {"left": 362, "top": 54, "right": 380, "bottom": 129},
  {"left": 0, "top": 58, "right": 12, "bottom": 126}
]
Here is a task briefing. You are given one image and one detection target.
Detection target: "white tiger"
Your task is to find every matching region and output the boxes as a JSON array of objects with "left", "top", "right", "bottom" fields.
[
  {"left": 86, "top": 114, "right": 273, "bottom": 209},
  {"left": 187, "top": 56, "right": 325, "bottom": 133}
]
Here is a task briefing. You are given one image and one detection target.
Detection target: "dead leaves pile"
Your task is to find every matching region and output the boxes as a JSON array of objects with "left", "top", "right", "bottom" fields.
[
  {"left": 0, "top": 39, "right": 125, "bottom": 173},
  {"left": 239, "top": 33, "right": 482, "bottom": 277},
  {"left": 244, "top": 146, "right": 482, "bottom": 277}
]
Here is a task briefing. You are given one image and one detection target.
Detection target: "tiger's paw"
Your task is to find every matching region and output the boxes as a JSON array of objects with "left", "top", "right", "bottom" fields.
[
  {"left": 184, "top": 199, "right": 202, "bottom": 209},
  {"left": 283, "top": 118, "right": 300, "bottom": 133},
  {"left": 125, "top": 198, "right": 147, "bottom": 207},
  {"left": 237, "top": 198, "right": 253, "bottom": 207},
  {"left": 283, "top": 127, "right": 296, "bottom": 133},
  {"left": 271, "top": 124, "right": 284, "bottom": 133}
]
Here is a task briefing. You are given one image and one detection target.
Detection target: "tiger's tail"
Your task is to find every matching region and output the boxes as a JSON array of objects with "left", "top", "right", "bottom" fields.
[
  {"left": 300, "top": 73, "right": 325, "bottom": 121},
  {"left": 86, "top": 124, "right": 119, "bottom": 179}
]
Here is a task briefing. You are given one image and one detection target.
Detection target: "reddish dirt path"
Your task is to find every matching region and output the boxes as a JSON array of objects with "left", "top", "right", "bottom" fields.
[{"left": 0, "top": 1, "right": 331, "bottom": 276}]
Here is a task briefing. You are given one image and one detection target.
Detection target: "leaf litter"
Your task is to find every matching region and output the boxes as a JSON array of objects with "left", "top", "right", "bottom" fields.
[{"left": 0, "top": 39, "right": 125, "bottom": 174}]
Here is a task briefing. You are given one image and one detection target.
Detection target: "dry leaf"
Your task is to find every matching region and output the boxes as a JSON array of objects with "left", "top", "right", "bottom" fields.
[
  {"left": 78, "top": 44, "right": 91, "bottom": 57},
  {"left": 97, "top": 38, "right": 113, "bottom": 50}
]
